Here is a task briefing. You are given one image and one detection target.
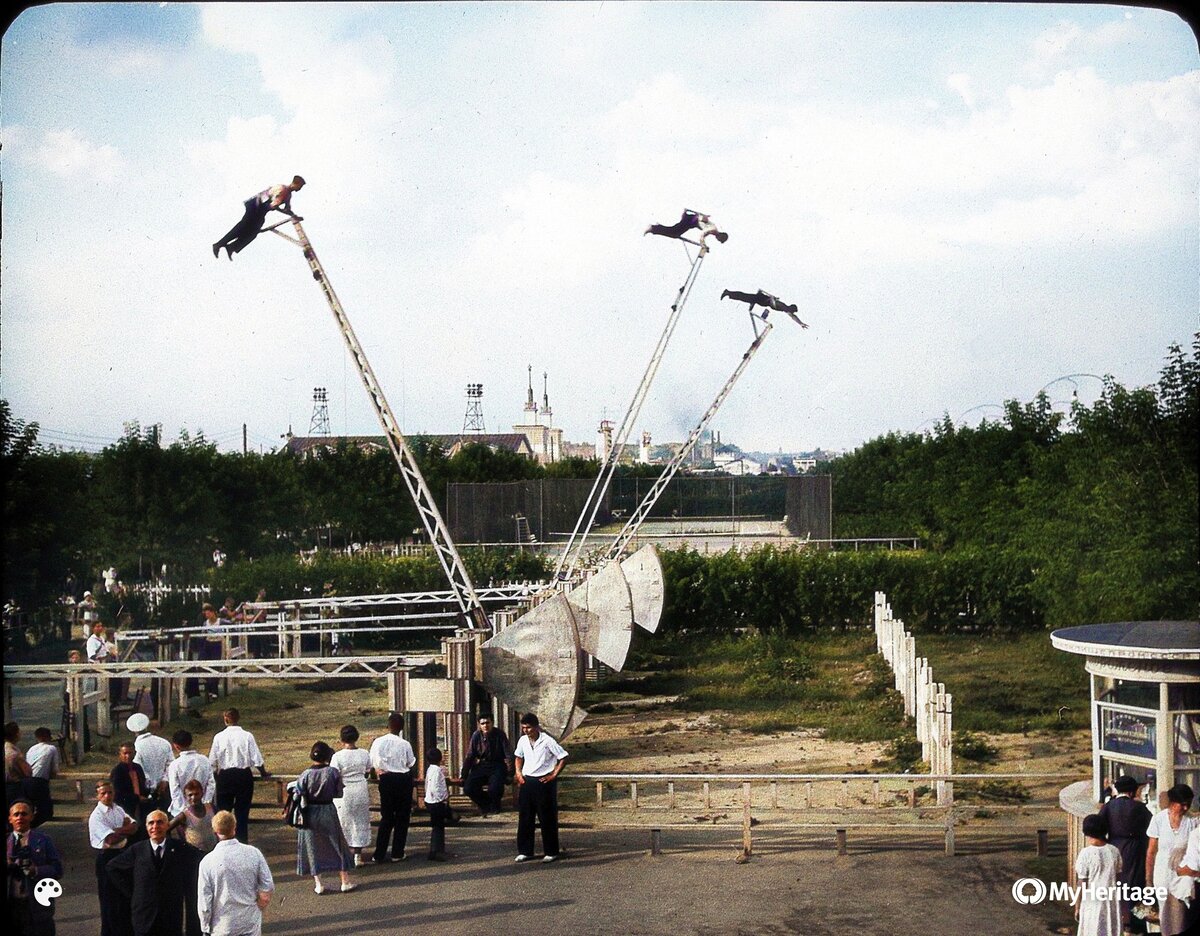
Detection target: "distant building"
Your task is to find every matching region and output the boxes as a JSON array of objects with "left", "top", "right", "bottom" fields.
[
  {"left": 713, "top": 452, "right": 763, "bottom": 476},
  {"left": 512, "top": 367, "right": 564, "bottom": 465}
]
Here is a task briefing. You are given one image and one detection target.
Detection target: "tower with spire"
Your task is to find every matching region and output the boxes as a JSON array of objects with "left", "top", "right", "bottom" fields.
[{"left": 513, "top": 365, "right": 563, "bottom": 464}]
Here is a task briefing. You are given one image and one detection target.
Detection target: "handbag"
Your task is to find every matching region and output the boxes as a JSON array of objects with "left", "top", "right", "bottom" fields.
[{"left": 284, "top": 784, "right": 308, "bottom": 828}]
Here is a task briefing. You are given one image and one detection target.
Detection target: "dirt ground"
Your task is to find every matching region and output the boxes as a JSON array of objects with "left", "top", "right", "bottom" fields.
[{"left": 32, "top": 678, "right": 1091, "bottom": 935}]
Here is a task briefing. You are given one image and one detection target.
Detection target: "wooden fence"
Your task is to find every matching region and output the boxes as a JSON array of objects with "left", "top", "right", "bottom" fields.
[{"left": 874, "top": 591, "right": 953, "bottom": 805}]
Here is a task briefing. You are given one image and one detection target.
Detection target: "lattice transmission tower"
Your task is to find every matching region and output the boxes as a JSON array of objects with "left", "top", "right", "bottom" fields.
[
  {"left": 309, "top": 387, "right": 331, "bottom": 437},
  {"left": 463, "top": 383, "right": 485, "bottom": 434}
]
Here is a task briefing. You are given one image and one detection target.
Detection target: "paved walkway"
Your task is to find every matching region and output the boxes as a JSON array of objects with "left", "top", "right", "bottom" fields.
[{"left": 45, "top": 811, "right": 1074, "bottom": 935}]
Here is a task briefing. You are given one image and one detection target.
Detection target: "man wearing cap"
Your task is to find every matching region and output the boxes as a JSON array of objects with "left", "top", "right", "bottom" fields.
[
  {"left": 131, "top": 715, "right": 174, "bottom": 815},
  {"left": 78, "top": 590, "right": 98, "bottom": 638},
  {"left": 1100, "top": 775, "right": 1152, "bottom": 932},
  {"left": 513, "top": 712, "right": 568, "bottom": 864},
  {"left": 207, "top": 709, "right": 268, "bottom": 843}
]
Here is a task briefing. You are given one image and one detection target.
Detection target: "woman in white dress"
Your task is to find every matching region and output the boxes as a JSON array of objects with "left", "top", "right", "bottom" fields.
[
  {"left": 1145, "top": 783, "right": 1198, "bottom": 936},
  {"left": 1075, "top": 813, "right": 1122, "bottom": 936},
  {"left": 331, "top": 724, "right": 373, "bottom": 866}
]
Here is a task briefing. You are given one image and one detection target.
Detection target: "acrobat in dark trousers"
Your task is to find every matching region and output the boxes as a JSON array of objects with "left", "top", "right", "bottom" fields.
[{"left": 213, "top": 199, "right": 272, "bottom": 259}]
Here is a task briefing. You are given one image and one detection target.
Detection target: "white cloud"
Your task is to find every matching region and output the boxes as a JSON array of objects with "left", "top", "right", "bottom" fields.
[
  {"left": 947, "top": 72, "right": 976, "bottom": 109},
  {"left": 17, "top": 128, "right": 124, "bottom": 180}
]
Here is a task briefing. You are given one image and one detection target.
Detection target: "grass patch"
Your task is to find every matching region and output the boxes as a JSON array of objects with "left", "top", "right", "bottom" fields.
[
  {"left": 915, "top": 632, "right": 1088, "bottom": 733},
  {"left": 594, "top": 630, "right": 908, "bottom": 742}
]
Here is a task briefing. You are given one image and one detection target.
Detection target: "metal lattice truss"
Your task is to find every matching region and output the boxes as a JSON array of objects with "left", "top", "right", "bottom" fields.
[
  {"left": 272, "top": 219, "right": 489, "bottom": 631},
  {"left": 555, "top": 224, "right": 718, "bottom": 581},
  {"left": 115, "top": 610, "right": 462, "bottom": 642},
  {"left": 243, "top": 583, "right": 539, "bottom": 612},
  {"left": 3, "top": 655, "right": 434, "bottom": 682}
]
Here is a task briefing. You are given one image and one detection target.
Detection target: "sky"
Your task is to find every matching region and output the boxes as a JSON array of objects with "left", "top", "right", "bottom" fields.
[{"left": 2, "top": 2, "right": 1197, "bottom": 456}]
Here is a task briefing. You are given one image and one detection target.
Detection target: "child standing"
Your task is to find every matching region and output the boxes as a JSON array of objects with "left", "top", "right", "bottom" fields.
[
  {"left": 424, "top": 748, "right": 451, "bottom": 861},
  {"left": 1075, "top": 813, "right": 1123, "bottom": 936}
]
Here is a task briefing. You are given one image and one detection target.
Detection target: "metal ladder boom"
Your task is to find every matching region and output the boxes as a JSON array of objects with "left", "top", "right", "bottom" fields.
[
  {"left": 277, "top": 219, "right": 489, "bottom": 630},
  {"left": 602, "top": 319, "right": 774, "bottom": 564},
  {"left": 554, "top": 240, "right": 711, "bottom": 581}
]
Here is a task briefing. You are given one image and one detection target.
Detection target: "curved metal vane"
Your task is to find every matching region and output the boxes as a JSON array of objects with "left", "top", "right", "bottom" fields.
[
  {"left": 620, "top": 544, "right": 666, "bottom": 633},
  {"left": 565, "top": 559, "right": 634, "bottom": 671},
  {"left": 480, "top": 593, "right": 581, "bottom": 737}
]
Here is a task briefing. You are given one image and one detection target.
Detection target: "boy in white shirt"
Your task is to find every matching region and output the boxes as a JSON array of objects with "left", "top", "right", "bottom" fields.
[{"left": 423, "top": 748, "right": 451, "bottom": 861}]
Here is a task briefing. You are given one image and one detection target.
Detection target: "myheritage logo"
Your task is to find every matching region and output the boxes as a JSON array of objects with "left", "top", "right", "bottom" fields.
[{"left": 1011, "top": 877, "right": 1163, "bottom": 906}]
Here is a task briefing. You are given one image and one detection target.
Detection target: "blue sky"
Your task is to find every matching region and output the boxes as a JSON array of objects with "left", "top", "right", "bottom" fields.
[{"left": 2, "top": 2, "right": 1197, "bottom": 454}]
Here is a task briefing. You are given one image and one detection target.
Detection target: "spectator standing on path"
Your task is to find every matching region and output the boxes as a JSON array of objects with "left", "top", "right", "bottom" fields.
[
  {"left": 1098, "top": 775, "right": 1152, "bottom": 932},
  {"left": 423, "top": 747, "right": 454, "bottom": 861},
  {"left": 6, "top": 798, "right": 63, "bottom": 935},
  {"left": 369, "top": 713, "right": 416, "bottom": 864},
  {"left": 1146, "top": 783, "right": 1199, "bottom": 936},
  {"left": 1073, "top": 813, "right": 1122, "bottom": 936},
  {"left": 167, "top": 780, "right": 217, "bottom": 854},
  {"left": 166, "top": 731, "right": 214, "bottom": 816},
  {"left": 24, "top": 727, "right": 59, "bottom": 825},
  {"left": 197, "top": 811, "right": 274, "bottom": 936},
  {"left": 131, "top": 714, "right": 175, "bottom": 814},
  {"left": 110, "top": 742, "right": 151, "bottom": 839},
  {"left": 208, "top": 708, "right": 268, "bottom": 843},
  {"left": 4, "top": 722, "right": 32, "bottom": 811},
  {"left": 90, "top": 780, "right": 138, "bottom": 936},
  {"left": 291, "top": 741, "right": 356, "bottom": 894},
  {"left": 330, "top": 725, "right": 372, "bottom": 867},
  {"left": 462, "top": 713, "right": 513, "bottom": 817},
  {"left": 107, "top": 809, "right": 202, "bottom": 936},
  {"left": 513, "top": 712, "right": 568, "bottom": 864}
]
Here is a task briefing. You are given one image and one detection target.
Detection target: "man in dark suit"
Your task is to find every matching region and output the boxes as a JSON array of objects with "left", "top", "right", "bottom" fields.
[
  {"left": 6, "top": 799, "right": 63, "bottom": 935},
  {"left": 1099, "top": 774, "right": 1153, "bottom": 933},
  {"left": 107, "top": 810, "right": 201, "bottom": 936}
]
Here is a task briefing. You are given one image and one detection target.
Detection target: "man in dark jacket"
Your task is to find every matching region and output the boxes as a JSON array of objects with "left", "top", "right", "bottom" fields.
[
  {"left": 462, "top": 714, "right": 513, "bottom": 816},
  {"left": 107, "top": 810, "right": 202, "bottom": 936},
  {"left": 6, "top": 799, "right": 63, "bottom": 935}
]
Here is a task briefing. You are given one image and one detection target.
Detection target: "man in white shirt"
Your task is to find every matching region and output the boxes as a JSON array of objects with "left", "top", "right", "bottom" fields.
[
  {"left": 129, "top": 713, "right": 174, "bottom": 813},
  {"left": 198, "top": 810, "right": 274, "bottom": 936},
  {"left": 86, "top": 620, "right": 111, "bottom": 663},
  {"left": 513, "top": 712, "right": 568, "bottom": 863},
  {"left": 90, "top": 780, "right": 138, "bottom": 936},
  {"left": 166, "top": 729, "right": 215, "bottom": 815},
  {"left": 369, "top": 713, "right": 416, "bottom": 864},
  {"left": 208, "top": 708, "right": 268, "bottom": 843},
  {"left": 24, "top": 726, "right": 60, "bottom": 824}
]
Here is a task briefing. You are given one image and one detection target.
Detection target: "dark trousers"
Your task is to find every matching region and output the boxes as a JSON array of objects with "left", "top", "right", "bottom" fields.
[
  {"left": 96, "top": 850, "right": 131, "bottom": 936},
  {"left": 217, "top": 201, "right": 270, "bottom": 255},
  {"left": 517, "top": 776, "right": 560, "bottom": 858},
  {"left": 215, "top": 767, "right": 254, "bottom": 842},
  {"left": 465, "top": 763, "right": 507, "bottom": 812},
  {"left": 27, "top": 777, "right": 52, "bottom": 825},
  {"left": 373, "top": 772, "right": 413, "bottom": 861},
  {"left": 427, "top": 800, "right": 450, "bottom": 856}
]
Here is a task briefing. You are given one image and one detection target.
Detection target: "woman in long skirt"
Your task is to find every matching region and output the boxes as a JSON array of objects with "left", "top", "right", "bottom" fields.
[
  {"left": 293, "top": 741, "right": 356, "bottom": 894},
  {"left": 1146, "top": 784, "right": 1198, "bottom": 936},
  {"left": 330, "top": 725, "right": 372, "bottom": 866}
]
